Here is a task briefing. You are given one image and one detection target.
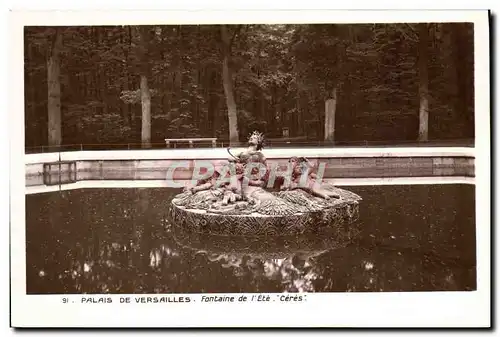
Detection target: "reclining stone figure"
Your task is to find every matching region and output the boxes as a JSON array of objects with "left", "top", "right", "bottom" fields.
[{"left": 283, "top": 156, "right": 340, "bottom": 200}]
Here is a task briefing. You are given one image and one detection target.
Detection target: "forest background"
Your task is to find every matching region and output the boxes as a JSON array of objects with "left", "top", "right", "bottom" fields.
[{"left": 24, "top": 23, "right": 474, "bottom": 151}]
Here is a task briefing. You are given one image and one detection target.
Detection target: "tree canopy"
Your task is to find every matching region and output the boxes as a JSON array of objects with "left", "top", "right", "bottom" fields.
[{"left": 24, "top": 23, "right": 474, "bottom": 150}]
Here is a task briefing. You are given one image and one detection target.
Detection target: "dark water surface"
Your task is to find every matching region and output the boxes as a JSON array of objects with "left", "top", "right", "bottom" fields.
[{"left": 25, "top": 184, "right": 476, "bottom": 294}]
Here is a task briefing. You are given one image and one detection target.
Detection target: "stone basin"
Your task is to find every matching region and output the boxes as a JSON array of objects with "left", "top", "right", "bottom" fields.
[{"left": 170, "top": 187, "right": 362, "bottom": 237}]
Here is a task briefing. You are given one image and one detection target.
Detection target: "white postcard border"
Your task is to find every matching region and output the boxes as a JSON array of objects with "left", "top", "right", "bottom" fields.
[{"left": 9, "top": 9, "right": 491, "bottom": 328}]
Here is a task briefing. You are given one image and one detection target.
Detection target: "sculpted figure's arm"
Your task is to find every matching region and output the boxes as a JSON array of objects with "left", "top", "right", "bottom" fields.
[
  {"left": 227, "top": 148, "right": 244, "bottom": 163},
  {"left": 187, "top": 176, "right": 216, "bottom": 193},
  {"left": 259, "top": 152, "right": 267, "bottom": 163}
]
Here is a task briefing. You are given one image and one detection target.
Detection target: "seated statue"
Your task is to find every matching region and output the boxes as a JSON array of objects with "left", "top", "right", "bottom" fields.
[
  {"left": 228, "top": 131, "right": 270, "bottom": 189},
  {"left": 182, "top": 131, "right": 269, "bottom": 207},
  {"left": 181, "top": 131, "right": 297, "bottom": 214}
]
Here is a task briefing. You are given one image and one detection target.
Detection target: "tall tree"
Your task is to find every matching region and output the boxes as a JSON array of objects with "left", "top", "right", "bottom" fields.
[
  {"left": 324, "top": 88, "right": 337, "bottom": 141},
  {"left": 47, "top": 28, "right": 63, "bottom": 147},
  {"left": 138, "top": 27, "right": 152, "bottom": 148},
  {"left": 418, "top": 23, "right": 429, "bottom": 141},
  {"left": 220, "top": 25, "right": 240, "bottom": 145}
]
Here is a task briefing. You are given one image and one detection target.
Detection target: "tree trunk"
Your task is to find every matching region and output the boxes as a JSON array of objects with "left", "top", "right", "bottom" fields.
[
  {"left": 138, "top": 27, "right": 151, "bottom": 148},
  {"left": 324, "top": 87, "right": 337, "bottom": 142},
  {"left": 140, "top": 75, "right": 151, "bottom": 148},
  {"left": 26, "top": 41, "right": 36, "bottom": 144},
  {"left": 295, "top": 92, "right": 302, "bottom": 137},
  {"left": 418, "top": 23, "right": 429, "bottom": 142},
  {"left": 47, "top": 28, "right": 63, "bottom": 148},
  {"left": 220, "top": 25, "right": 239, "bottom": 146}
]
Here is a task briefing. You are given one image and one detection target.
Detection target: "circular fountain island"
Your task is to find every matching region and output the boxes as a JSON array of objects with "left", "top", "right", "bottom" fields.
[{"left": 170, "top": 131, "right": 362, "bottom": 237}]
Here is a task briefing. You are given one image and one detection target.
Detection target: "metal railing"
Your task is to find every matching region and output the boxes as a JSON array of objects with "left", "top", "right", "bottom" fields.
[
  {"left": 25, "top": 138, "right": 475, "bottom": 154},
  {"left": 165, "top": 138, "right": 218, "bottom": 148}
]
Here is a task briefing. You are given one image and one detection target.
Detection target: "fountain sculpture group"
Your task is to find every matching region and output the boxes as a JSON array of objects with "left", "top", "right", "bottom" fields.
[{"left": 170, "top": 131, "right": 362, "bottom": 236}]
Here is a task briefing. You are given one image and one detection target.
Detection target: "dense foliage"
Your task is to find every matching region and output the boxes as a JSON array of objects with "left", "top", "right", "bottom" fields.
[{"left": 24, "top": 23, "right": 474, "bottom": 149}]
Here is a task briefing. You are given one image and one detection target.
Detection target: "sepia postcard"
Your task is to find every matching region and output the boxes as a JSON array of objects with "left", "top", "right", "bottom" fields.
[{"left": 9, "top": 9, "right": 491, "bottom": 328}]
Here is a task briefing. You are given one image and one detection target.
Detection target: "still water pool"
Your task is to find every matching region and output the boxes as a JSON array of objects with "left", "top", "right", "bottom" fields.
[{"left": 25, "top": 184, "right": 476, "bottom": 294}]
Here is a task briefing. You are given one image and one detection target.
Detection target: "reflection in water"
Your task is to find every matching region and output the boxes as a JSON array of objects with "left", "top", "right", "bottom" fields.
[
  {"left": 25, "top": 185, "right": 476, "bottom": 294},
  {"left": 171, "top": 226, "right": 345, "bottom": 293}
]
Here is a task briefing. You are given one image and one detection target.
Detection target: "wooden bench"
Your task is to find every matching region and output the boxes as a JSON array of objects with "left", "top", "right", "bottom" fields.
[{"left": 165, "top": 138, "right": 217, "bottom": 148}]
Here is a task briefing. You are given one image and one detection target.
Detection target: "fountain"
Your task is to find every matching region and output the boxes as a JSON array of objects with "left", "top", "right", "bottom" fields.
[{"left": 170, "top": 131, "right": 362, "bottom": 236}]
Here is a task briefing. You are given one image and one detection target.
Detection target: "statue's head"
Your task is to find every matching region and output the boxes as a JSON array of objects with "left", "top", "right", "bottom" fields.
[{"left": 248, "top": 131, "right": 265, "bottom": 150}]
